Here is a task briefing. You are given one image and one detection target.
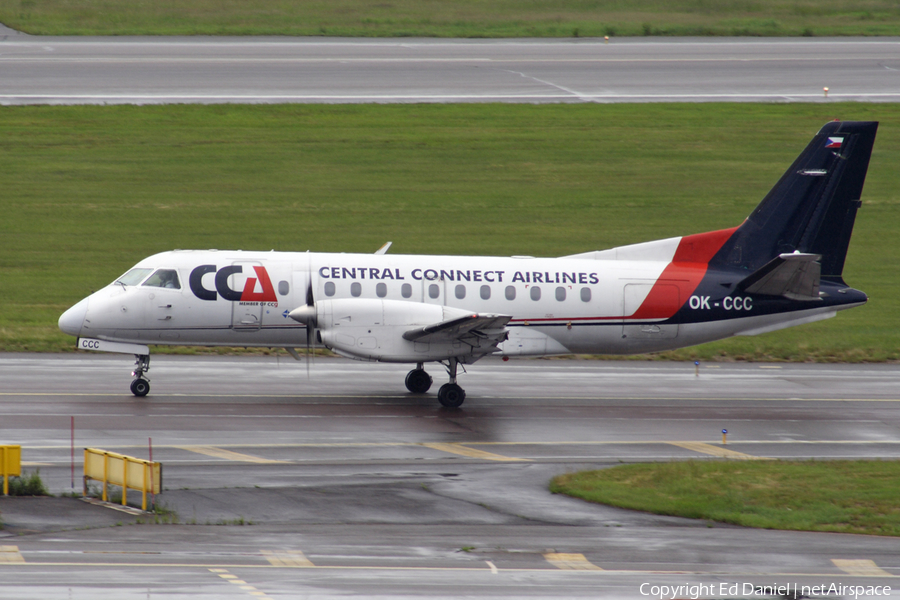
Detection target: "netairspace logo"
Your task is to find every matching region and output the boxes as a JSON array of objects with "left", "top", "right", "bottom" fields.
[{"left": 639, "top": 582, "right": 892, "bottom": 599}]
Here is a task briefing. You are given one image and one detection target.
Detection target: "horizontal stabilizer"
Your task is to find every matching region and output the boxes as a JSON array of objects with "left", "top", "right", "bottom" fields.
[
  {"left": 402, "top": 313, "right": 511, "bottom": 343},
  {"left": 736, "top": 252, "right": 821, "bottom": 301}
]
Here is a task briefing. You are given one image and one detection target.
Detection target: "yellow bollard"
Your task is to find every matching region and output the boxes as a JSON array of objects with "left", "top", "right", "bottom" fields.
[
  {"left": 1, "top": 446, "right": 22, "bottom": 496},
  {"left": 722, "top": 429, "right": 728, "bottom": 445}
]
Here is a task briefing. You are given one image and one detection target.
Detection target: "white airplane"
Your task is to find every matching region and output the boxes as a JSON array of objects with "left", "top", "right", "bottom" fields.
[{"left": 59, "top": 121, "right": 877, "bottom": 407}]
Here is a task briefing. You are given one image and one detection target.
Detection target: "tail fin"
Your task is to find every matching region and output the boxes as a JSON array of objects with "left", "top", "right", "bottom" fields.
[{"left": 711, "top": 121, "right": 877, "bottom": 285}]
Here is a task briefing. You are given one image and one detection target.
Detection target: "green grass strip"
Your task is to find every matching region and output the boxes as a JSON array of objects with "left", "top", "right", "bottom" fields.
[
  {"left": 3, "top": 0, "right": 900, "bottom": 37},
  {"left": 1, "top": 102, "right": 899, "bottom": 357},
  {"left": 551, "top": 460, "right": 900, "bottom": 536}
]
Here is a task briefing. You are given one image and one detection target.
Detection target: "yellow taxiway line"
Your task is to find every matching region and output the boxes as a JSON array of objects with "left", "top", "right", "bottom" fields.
[
  {"left": 176, "top": 446, "right": 288, "bottom": 464},
  {"left": 832, "top": 559, "right": 896, "bottom": 577},
  {"left": 419, "top": 442, "right": 529, "bottom": 462},
  {"left": 543, "top": 553, "right": 604, "bottom": 571},
  {"left": 668, "top": 441, "right": 772, "bottom": 460}
]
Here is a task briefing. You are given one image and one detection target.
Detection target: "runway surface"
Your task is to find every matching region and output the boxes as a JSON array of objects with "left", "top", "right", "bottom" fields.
[
  {"left": 1, "top": 353, "right": 898, "bottom": 599},
  {"left": 1, "top": 35, "right": 900, "bottom": 104}
]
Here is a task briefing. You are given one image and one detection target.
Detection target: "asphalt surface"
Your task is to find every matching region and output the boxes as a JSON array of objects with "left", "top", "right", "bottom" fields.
[
  {"left": 2, "top": 26, "right": 900, "bottom": 598},
  {"left": 1, "top": 353, "right": 898, "bottom": 599},
  {"left": 1, "top": 35, "right": 899, "bottom": 104}
]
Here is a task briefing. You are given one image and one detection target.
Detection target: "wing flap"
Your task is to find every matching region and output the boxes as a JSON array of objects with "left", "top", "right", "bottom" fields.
[{"left": 402, "top": 313, "right": 511, "bottom": 343}]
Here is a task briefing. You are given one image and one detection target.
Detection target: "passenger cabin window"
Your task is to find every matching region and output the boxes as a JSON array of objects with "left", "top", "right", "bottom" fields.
[
  {"left": 376, "top": 282, "right": 388, "bottom": 298},
  {"left": 581, "top": 287, "right": 592, "bottom": 302},
  {"left": 350, "top": 282, "right": 362, "bottom": 297},
  {"left": 505, "top": 286, "right": 516, "bottom": 300},
  {"left": 116, "top": 268, "right": 153, "bottom": 286},
  {"left": 278, "top": 280, "right": 289, "bottom": 296},
  {"left": 555, "top": 287, "right": 566, "bottom": 301},
  {"left": 455, "top": 284, "right": 466, "bottom": 299},
  {"left": 401, "top": 283, "right": 413, "bottom": 298},
  {"left": 429, "top": 284, "right": 440, "bottom": 299},
  {"left": 480, "top": 285, "right": 491, "bottom": 300},
  {"left": 324, "top": 281, "right": 336, "bottom": 297},
  {"left": 142, "top": 269, "right": 181, "bottom": 289},
  {"left": 530, "top": 286, "right": 541, "bottom": 301}
]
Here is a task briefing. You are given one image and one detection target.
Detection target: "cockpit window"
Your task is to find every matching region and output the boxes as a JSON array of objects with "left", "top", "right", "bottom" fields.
[
  {"left": 142, "top": 269, "right": 181, "bottom": 289},
  {"left": 115, "top": 268, "right": 153, "bottom": 286}
]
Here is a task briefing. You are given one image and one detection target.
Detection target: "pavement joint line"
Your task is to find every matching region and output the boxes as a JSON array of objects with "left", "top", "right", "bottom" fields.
[
  {"left": 543, "top": 553, "right": 604, "bottom": 571},
  {"left": 418, "top": 442, "right": 529, "bottom": 462},
  {"left": 4, "top": 57, "right": 899, "bottom": 64},
  {"left": 832, "top": 559, "right": 895, "bottom": 577},
  {"left": 4, "top": 562, "right": 899, "bottom": 576},
  {"left": 79, "top": 497, "right": 148, "bottom": 516},
  {"left": 668, "top": 442, "right": 772, "bottom": 460},
  {"left": 3, "top": 392, "right": 900, "bottom": 402},
  {"left": 175, "top": 446, "right": 288, "bottom": 464},
  {"left": 2, "top": 93, "right": 900, "bottom": 102},
  {"left": 19, "top": 439, "right": 900, "bottom": 452}
]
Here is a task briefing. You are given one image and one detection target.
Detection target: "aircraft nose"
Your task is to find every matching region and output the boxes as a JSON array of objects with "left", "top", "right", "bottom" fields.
[{"left": 58, "top": 297, "right": 89, "bottom": 337}]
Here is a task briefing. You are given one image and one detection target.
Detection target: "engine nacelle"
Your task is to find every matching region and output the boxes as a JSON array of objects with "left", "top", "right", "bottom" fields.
[{"left": 295, "top": 298, "right": 495, "bottom": 362}]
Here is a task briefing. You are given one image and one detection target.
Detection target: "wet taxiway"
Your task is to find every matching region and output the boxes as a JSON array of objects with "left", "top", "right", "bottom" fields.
[{"left": 0, "top": 353, "right": 898, "bottom": 599}]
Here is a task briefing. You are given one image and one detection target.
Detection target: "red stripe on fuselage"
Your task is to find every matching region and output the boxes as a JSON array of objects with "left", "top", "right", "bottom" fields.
[{"left": 629, "top": 227, "right": 737, "bottom": 320}]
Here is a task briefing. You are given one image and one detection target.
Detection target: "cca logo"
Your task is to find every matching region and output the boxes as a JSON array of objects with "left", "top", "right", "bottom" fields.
[{"left": 189, "top": 265, "right": 277, "bottom": 302}]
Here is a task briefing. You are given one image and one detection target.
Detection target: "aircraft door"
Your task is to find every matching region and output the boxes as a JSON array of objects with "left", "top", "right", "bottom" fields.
[
  {"left": 227, "top": 261, "right": 266, "bottom": 331},
  {"left": 621, "top": 283, "right": 680, "bottom": 341}
]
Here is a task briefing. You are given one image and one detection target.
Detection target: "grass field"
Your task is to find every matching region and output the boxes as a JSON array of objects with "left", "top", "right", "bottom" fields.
[
  {"left": 550, "top": 460, "right": 900, "bottom": 536},
  {"left": 2, "top": 0, "right": 900, "bottom": 37},
  {"left": 1, "top": 102, "right": 898, "bottom": 359}
]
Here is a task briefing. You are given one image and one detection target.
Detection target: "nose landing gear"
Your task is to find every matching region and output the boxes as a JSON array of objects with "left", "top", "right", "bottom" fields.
[{"left": 130, "top": 354, "right": 150, "bottom": 397}]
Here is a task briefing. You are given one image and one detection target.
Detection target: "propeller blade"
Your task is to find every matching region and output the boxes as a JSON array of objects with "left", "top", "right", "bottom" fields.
[{"left": 305, "top": 281, "right": 315, "bottom": 379}]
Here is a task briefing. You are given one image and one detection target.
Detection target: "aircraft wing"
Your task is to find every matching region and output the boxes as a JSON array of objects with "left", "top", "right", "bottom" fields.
[
  {"left": 736, "top": 252, "right": 822, "bottom": 301},
  {"left": 402, "top": 313, "right": 511, "bottom": 345}
]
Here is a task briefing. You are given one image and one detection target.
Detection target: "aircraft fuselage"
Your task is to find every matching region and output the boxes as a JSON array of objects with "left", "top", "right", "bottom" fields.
[{"left": 57, "top": 120, "right": 878, "bottom": 406}]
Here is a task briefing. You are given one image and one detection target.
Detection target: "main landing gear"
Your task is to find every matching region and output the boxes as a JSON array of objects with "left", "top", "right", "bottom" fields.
[
  {"left": 130, "top": 354, "right": 150, "bottom": 397},
  {"left": 404, "top": 359, "right": 466, "bottom": 408},
  {"left": 438, "top": 358, "right": 466, "bottom": 408}
]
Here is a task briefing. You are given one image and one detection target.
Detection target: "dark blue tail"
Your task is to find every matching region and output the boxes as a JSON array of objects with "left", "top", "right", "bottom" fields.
[{"left": 711, "top": 121, "right": 877, "bottom": 285}]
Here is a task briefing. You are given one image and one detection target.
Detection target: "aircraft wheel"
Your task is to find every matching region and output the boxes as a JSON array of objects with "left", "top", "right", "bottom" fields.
[
  {"left": 437, "top": 383, "right": 465, "bottom": 408},
  {"left": 130, "top": 378, "right": 150, "bottom": 397},
  {"left": 405, "top": 369, "right": 433, "bottom": 394}
]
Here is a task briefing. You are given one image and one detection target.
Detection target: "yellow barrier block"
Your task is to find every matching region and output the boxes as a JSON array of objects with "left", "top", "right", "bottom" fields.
[
  {"left": 83, "top": 448, "right": 162, "bottom": 511},
  {"left": 1, "top": 445, "right": 22, "bottom": 496}
]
